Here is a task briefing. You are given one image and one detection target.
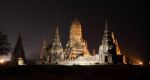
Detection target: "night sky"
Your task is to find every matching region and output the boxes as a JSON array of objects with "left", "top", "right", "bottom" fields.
[{"left": 0, "top": 0, "right": 149, "bottom": 61}]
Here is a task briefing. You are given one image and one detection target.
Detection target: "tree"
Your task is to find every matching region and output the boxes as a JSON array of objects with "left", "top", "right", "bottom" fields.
[{"left": 0, "top": 31, "right": 12, "bottom": 55}]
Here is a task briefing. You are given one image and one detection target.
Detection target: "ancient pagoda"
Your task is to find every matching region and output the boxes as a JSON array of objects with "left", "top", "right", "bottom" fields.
[{"left": 11, "top": 34, "right": 26, "bottom": 65}]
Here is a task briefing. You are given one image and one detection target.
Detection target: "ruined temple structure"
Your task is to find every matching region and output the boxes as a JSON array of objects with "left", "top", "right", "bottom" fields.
[
  {"left": 40, "top": 27, "right": 64, "bottom": 64},
  {"left": 98, "top": 20, "right": 123, "bottom": 64},
  {"left": 65, "top": 19, "right": 91, "bottom": 60},
  {"left": 11, "top": 34, "right": 26, "bottom": 65},
  {"left": 40, "top": 18, "right": 124, "bottom": 65}
]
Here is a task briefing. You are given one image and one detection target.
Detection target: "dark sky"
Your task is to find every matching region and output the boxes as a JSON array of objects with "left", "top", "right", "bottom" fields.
[{"left": 0, "top": 0, "right": 149, "bottom": 61}]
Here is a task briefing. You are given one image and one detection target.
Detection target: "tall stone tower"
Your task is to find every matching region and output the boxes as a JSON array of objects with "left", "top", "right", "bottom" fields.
[
  {"left": 83, "top": 41, "right": 91, "bottom": 57},
  {"left": 65, "top": 18, "right": 90, "bottom": 60},
  {"left": 69, "top": 19, "right": 82, "bottom": 42},
  {"left": 40, "top": 38, "right": 49, "bottom": 64},
  {"left": 99, "top": 20, "right": 117, "bottom": 64},
  {"left": 49, "top": 27, "right": 64, "bottom": 64},
  {"left": 11, "top": 34, "right": 26, "bottom": 65},
  {"left": 112, "top": 30, "right": 124, "bottom": 64}
]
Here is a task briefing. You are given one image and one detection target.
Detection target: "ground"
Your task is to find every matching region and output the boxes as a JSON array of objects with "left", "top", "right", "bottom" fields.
[{"left": 0, "top": 65, "right": 150, "bottom": 80}]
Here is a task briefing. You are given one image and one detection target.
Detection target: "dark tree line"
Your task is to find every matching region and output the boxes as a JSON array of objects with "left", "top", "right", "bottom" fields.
[{"left": 0, "top": 31, "right": 12, "bottom": 55}]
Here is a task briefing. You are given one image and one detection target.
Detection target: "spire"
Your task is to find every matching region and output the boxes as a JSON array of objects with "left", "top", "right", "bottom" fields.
[
  {"left": 115, "top": 39, "right": 122, "bottom": 55},
  {"left": 69, "top": 18, "right": 82, "bottom": 41},
  {"left": 40, "top": 38, "right": 49, "bottom": 62},
  {"left": 105, "top": 18, "right": 108, "bottom": 30},
  {"left": 111, "top": 32, "right": 116, "bottom": 43},
  {"left": 51, "top": 26, "right": 62, "bottom": 48},
  {"left": 104, "top": 18, "right": 110, "bottom": 33},
  {"left": 102, "top": 18, "right": 114, "bottom": 45},
  {"left": 83, "top": 41, "right": 91, "bottom": 56},
  {"left": 111, "top": 32, "right": 122, "bottom": 55},
  {"left": 55, "top": 26, "right": 59, "bottom": 40},
  {"left": 49, "top": 27, "right": 64, "bottom": 63},
  {"left": 14, "top": 33, "right": 24, "bottom": 55},
  {"left": 102, "top": 19, "right": 109, "bottom": 45},
  {"left": 53, "top": 26, "right": 62, "bottom": 46},
  {"left": 66, "top": 18, "right": 85, "bottom": 59},
  {"left": 11, "top": 33, "right": 26, "bottom": 65},
  {"left": 72, "top": 17, "right": 81, "bottom": 25}
]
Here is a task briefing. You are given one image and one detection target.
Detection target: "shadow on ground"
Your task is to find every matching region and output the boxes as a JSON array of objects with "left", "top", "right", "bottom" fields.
[{"left": 0, "top": 65, "right": 150, "bottom": 80}]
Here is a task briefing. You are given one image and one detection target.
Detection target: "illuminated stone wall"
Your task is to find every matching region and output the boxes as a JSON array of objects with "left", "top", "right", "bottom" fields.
[{"left": 65, "top": 19, "right": 91, "bottom": 60}]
